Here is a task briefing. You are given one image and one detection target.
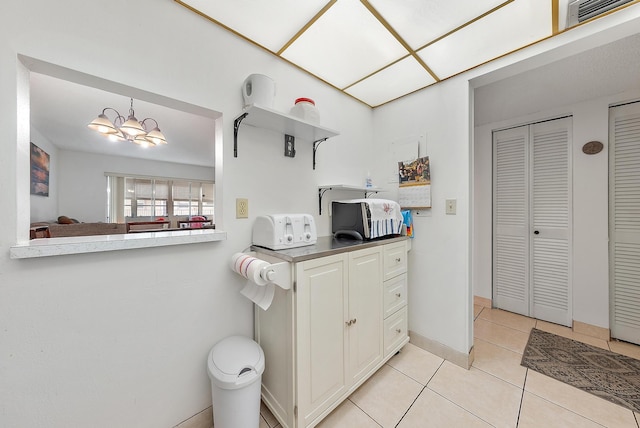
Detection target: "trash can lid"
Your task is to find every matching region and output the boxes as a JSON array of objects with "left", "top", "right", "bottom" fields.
[{"left": 208, "top": 335, "right": 265, "bottom": 389}]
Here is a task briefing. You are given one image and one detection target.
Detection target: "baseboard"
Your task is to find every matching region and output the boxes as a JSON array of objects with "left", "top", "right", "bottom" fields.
[
  {"left": 173, "top": 406, "right": 212, "bottom": 428},
  {"left": 473, "top": 295, "right": 492, "bottom": 308},
  {"left": 409, "top": 330, "right": 474, "bottom": 369},
  {"left": 573, "top": 320, "right": 610, "bottom": 341}
]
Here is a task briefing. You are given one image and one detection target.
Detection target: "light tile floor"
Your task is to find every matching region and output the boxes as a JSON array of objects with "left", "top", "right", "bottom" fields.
[{"left": 258, "top": 306, "right": 640, "bottom": 428}]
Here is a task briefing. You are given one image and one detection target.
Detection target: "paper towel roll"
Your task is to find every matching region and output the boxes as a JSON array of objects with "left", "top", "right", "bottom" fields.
[
  {"left": 240, "top": 282, "right": 275, "bottom": 311},
  {"left": 231, "top": 252, "right": 281, "bottom": 309},
  {"left": 231, "top": 253, "right": 269, "bottom": 286}
]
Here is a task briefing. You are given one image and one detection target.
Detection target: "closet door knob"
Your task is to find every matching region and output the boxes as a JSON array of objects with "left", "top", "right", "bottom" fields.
[{"left": 534, "top": 230, "right": 540, "bottom": 235}]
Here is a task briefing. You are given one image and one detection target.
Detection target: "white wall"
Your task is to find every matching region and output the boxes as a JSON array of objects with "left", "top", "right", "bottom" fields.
[
  {"left": 30, "top": 128, "right": 58, "bottom": 222},
  {"left": 56, "top": 150, "right": 215, "bottom": 223},
  {"left": 373, "top": 78, "right": 473, "bottom": 355},
  {"left": 0, "top": 1, "right": 372, "bottom": 427}
]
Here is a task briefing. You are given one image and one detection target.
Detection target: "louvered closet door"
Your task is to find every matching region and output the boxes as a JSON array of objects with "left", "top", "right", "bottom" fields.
[
  {"left": 530, "top": 118, "right": 572, "bottom": 326},
  {"left": 493, "top": 125, "right": 530, "bottom": 315},
  {"left": 493, "top": 118, "right": 572, "bottom": 326},
  {"left": 610, "top": 102, "right": 640, "bottom": 345}
]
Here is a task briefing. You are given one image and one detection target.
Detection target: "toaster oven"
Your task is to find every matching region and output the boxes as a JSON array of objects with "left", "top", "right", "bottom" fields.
[{"left": 331, "top": 199, "right": 403, "bottom": 240}]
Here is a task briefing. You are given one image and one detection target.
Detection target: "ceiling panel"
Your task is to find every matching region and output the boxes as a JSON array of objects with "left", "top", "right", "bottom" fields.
[
  {"left": 280, "top": 0, "right": 409, "bottom": 89},
  {"left": 367, "top": 0, "right": 508, "bottom": 49},
  {"left": 179, "top": 0, "right": 328, "bottom": 52},
  {"left": 345, "top": 56, "right": 437, "bottom": 107},
  {"left": 175, "top": 0, "right": 637, "bottom": 107},
  {"left": 418, "top": 0, "right": 552, "bottom": 79}
]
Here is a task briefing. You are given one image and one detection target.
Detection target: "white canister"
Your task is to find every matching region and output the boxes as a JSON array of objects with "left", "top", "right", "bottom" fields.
[
  {"left": 289, "top": 98, "right": 320, "bottom": 125},
  {"left": 242, "top": 74, "right": 276, "bottom": 108}
]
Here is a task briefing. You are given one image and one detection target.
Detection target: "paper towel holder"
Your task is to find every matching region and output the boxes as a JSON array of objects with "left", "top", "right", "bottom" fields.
[{"left": 240, "top": 252, "right": 291, "bottom": 290}]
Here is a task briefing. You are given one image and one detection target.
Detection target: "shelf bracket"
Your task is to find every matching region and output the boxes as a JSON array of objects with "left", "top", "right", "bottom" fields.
[
  {"left": 364, "top": 190, "right": 379, "bottom": 199},
  {"left": 318, "top": 187, "right": 332, "bottom": 215},
  {"left": 312, "top": 138, "right": 328, "bottom": 170},
  {"left": 233, "top": 112, "right": 248, "bottom": 158}
]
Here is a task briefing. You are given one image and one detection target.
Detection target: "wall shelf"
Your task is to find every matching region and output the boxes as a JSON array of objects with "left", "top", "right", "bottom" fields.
[
  {"left": 317, "top": 184, "right": 382, "bottom": 215},
  {"left": 234, "top": 104, "right": 339, "bottom": 169}
]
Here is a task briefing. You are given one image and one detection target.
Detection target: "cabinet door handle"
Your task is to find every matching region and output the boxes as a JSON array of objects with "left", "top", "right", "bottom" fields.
[
  {"left": 351, "top": 318, "right": 357, "bottom": 325},
  {"left": 345, "top": 320, "right": 352, "bottom": 326},
  {"left": 395, "top": 328, "right": 402, "bottom": 333},
  {"left": 395, "top": 257, "right": 401, "bottom": 262},
  {"left": 395, "top": 292, "right": 402, "bottom": 298}
]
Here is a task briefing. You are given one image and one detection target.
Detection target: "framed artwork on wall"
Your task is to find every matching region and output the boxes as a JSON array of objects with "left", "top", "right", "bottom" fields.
[{"left": 30, "top": 142, "right": 50, "bottom": 197}]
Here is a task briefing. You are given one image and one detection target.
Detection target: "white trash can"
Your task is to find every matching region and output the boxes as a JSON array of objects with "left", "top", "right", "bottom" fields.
[{"left": 207, "top": 335, "right": 265, "bottom": 428}]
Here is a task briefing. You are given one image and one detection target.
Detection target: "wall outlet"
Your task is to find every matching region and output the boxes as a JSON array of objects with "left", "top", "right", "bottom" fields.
[{"left": 236, "top": 198, "right": 248, "bottom": 219}]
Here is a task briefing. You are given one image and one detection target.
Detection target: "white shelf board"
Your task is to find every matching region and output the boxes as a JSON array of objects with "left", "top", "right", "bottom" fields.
[
  {"left": 318, "top": 184, "right": 383, "bottom": 192},
  {"left": 240, "top": 104, "right": 339, "bottom": 142}
]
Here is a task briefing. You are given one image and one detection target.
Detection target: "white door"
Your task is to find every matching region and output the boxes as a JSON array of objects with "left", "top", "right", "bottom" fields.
[
  {"left": 493, "top": 117, "right": 573, "bottom": 326},
  {"left": 610, "top": 101, "right": 640, "bottom": 345},
  {"left": 348, "top": 247, "right": 383, "bottom": 386},
  {"left": 296, "top": 253, "right": 349, "bottom": 426}
]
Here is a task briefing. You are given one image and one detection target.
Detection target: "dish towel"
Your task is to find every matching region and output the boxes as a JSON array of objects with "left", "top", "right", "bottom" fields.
[{"left": 345, "top": 198, "right": 404, "bottom": 238}]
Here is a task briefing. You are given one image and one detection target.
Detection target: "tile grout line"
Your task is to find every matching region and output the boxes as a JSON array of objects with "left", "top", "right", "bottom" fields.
[
  {"left": 346, "top": 397, "right": 384, "bottom": 428},
  {"left": 515, "top": 368, "right": 529, "bottom": 427},
  {"left": 408, "top": 357, "right": 498, "bottom": 427},
  {"left": 473, "top": 336, "right": 526, "bottom": 358},
  {"left": 386, "top": 358, "right": 447, "bottom": 427},
  {"left": 394, "top": 384, "right": 428, "bottom": 427},
  {"left": 422, "top": 384, "right": 496, "bottom": 427}
]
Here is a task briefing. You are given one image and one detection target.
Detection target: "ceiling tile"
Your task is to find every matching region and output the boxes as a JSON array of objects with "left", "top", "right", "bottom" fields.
[
  {"left": 367, "top": 0, "right": 507, "bottom": 49},
  {"left": 345, "top": 56, "right": 437, "bottom": 106},
  {"left": 418, "top": 0, "right": 552, "bottom": 79},
  {"left": 281, "top": 0, "right": 409, "bottom": 89},
  {"left": 180, "top": 0, "right": 328, "bottom": 52}
]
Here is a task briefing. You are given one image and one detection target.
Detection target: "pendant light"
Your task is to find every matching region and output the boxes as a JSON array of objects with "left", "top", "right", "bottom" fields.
[{"left": 88, "top": 98, "right": 168, "bottom": 147}]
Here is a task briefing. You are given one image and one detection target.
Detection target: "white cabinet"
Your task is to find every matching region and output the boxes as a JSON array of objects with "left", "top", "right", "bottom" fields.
[
  {"left": 255, "top": 240, "right": 408, "bottom": 428},
  {"left": 296, "top": 253, "right": 349, "bottom": 426},
  {"left": 346, "top": 248, "right": 383, "bottom": 386}
]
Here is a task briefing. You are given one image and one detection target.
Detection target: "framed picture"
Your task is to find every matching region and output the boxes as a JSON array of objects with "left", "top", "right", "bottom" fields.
[{"left": 30, "top": 142, "right": 50, "bottom": 197}]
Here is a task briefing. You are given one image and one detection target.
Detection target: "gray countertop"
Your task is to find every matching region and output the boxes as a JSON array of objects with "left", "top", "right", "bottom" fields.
[{"left": 251, "top": 235, "right": 408, "bottom": 263}]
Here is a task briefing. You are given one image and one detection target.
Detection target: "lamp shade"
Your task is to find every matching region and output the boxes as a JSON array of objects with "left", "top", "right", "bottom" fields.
[
  {"left": 88, "top": 114, "right": 118, "bottom": 134},
  {"left": 107, "top": 129, "right": 127, "bottom": 142},
  {"left": 133, "top": 134, "right": 156, "bottom": 148},
  {"left": 120, "top": 115, "right": 146, "bottom": 137},
  {"left": 145, "top": 127, "right": 168, "bottom": 145}
]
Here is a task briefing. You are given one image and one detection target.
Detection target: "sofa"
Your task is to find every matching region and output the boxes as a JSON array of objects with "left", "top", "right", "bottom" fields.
[
  {"left": 30, "top": 217, "right": 126, "bottom": 239},
  {"left": 47, "top": 222, "right": 126, "bottom": 237}
]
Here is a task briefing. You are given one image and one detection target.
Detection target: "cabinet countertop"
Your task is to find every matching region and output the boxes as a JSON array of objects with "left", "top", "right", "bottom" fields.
[{"left": 251, "top": 235, "right": 408, "bottom": 263}]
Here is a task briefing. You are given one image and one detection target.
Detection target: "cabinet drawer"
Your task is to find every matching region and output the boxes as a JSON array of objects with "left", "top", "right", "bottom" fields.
[
  {"left": 383, "top": 241, "right": 407, "bottom": 281},
  {"left": 384, "top": 306, "right": 408, "bottom": 357},
  {"left": 384, "top": 273, "right": 407, "bottom": 318}
]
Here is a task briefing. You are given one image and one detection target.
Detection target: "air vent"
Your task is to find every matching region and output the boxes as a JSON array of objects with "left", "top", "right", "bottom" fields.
[{"left": 567, "top": 0, "right": 634, "bottom": 27}]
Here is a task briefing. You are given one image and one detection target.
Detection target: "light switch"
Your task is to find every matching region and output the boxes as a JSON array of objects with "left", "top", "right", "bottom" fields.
[{"left": 445, "top": 199, "right": 457, "bottom": 215}]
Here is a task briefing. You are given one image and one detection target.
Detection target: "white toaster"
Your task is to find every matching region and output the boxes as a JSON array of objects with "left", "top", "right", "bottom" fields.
[{"left": 252, "top": 214, "right": 317, "bottom": 250}]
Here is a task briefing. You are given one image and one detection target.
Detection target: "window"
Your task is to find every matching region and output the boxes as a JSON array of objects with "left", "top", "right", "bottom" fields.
[{"left": 107, "top": 174, "right": 214, "bottom": 227}]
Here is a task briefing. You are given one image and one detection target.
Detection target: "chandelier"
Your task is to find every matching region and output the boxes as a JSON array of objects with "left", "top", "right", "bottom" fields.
[{"left": 88, "top": 98, "right": 168, "bottom": 148}]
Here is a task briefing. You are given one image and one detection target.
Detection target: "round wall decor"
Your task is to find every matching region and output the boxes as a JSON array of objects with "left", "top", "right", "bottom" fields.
[{"left": 582, "top": 141, "right": 603, "bottom": 155}]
